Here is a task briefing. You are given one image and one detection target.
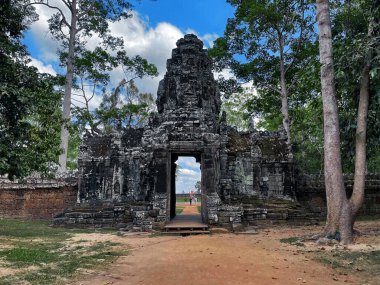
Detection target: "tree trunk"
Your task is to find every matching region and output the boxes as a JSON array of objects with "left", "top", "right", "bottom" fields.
[
  {"left": 316, "top": 0, "right": 352, "bottom": 244},
  {"left": 279, "top": 35, "right": 291, "bottom": 146},
  {"left": 58, "top": 0, "right": 78, "bottom": 172},
  {"left": 349, "top": 23, "right": 374, "bottom": 222}
]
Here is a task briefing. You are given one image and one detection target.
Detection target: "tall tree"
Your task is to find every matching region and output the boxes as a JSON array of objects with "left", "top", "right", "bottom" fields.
[
  {"left": 330, "top": 0, "right": 380, "bottom": 174},
  {"left": 29, "top": 0, "right": 133, "bottom": 171},
  {"left": 209, "top": 0, "right": 316, "bottom": 145},
  {"left": 316, "top": 0, "right": 378, "bottom": 244},
  {"left": 71, "top": 50, "right": 158, "bottom": 135},
  {"left": 333, "top": 0, "right": 379, "bottom": 220},
  {"left": 0, "top": 0, "right": 62, "bottom": 179},
  {"left": 67, "top": 48, "right": 157, "bottom": 169}
]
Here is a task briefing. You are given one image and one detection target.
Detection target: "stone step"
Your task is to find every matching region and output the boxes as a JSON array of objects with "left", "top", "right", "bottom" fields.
[{"left": 161, "top": 230, "right": 210, "bottom": 235}]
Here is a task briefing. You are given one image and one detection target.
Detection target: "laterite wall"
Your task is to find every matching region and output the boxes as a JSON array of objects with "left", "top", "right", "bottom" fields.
[
  {"left": 296, "top": 174, "right": 380, "bottom": 218},
  {"left": 0, "top": 177, "right": 77, "bottom": 219}
]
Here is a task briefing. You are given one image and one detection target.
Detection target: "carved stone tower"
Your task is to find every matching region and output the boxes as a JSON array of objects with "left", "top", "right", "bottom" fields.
[
  {"left": 156, "top": 34, "right": 221, "bottom": 128},
  {"left": 55, "top": 34, "right": 296, "bottom": 231}
]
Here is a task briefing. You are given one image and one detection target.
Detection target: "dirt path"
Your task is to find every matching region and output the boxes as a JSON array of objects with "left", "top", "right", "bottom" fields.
[
  {"left": 70, "top": 222, "right": 380, "bottom": 285},
  {"left": 180, "top": 204, "right": 200, "bottom": 215}
]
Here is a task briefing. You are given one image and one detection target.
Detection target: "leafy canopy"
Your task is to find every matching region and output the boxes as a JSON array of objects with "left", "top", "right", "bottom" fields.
[{"left": 0, "top": 0, "right": 62, "bottom": 178}]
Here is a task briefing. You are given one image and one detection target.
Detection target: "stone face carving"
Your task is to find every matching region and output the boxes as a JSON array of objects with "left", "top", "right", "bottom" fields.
[{"left": 55, "top": 34, "right": 296, "bottom": 231}]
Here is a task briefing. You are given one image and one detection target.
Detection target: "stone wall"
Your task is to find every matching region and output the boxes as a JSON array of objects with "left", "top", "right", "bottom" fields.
[
  {"left": 1, "top": 173, "right": 379, "bottom": 224},
  {"left": 0, "top": 176, "right": 77, "bottom": 219},
  {"left": 296, "top": 174, "right": 380, "bottom": 217}
]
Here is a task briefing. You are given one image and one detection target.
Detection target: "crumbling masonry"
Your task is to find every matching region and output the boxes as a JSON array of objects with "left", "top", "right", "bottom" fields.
[{"left": 55, "top": 35, "right": 307, "bottom": 231}]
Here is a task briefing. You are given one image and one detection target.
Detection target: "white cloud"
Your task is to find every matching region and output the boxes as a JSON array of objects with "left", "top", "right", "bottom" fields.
[
  {"left": 28, "top": 4, "right": 63, "bottom": 63},
  {"left": 182, "top": 160, "right": 200, "bottom": 169},
  {"left": 175, "top": 157, "right": 201, "bottom": 193},
  {"left": 179, "top": 168, "right": 198, "bottom": 177},
  {"left": 27, "top": 9, "right": 218, "bottom": 110},
  {"left": 28, "top": 57, "right": 56, "bottom": 75},
  {"left": 107, "top": 13, "right": 184, "bottom": 95},
  {"left": 213, "top": 68, "right": 235, "bottom": 81},
  {"left": 200, "top": 33, "right": 219, "bottom": 48},
  {"left": 71, "top": 86, "right": 104, "bottom": 110},
  {"left": 184, "top": 29, "right": 218, "bottom": 48}
]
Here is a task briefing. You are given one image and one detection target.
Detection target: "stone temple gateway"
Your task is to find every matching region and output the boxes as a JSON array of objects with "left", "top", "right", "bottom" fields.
[{"left": 55, "top": 35, "right": 301, "bottom": 231}]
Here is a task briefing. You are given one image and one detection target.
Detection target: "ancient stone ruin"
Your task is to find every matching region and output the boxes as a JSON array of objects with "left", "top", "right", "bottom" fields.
[{"left": 55, "top": 34, "right": 301, "bottom": 231}]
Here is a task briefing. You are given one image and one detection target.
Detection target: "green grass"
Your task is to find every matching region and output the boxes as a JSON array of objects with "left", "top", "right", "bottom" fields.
[
  {"left": 279, "top": 237, "right": 305, "bottom": 246},
  {"left": 176, "top": 198, "right": 188, "bottom": 203},
  {"left": 313, "top": 250, "right": 380, "bottom": 269},
  {"left": 176, "top": 206, "right": 184, "bottom": 214},
  {"left": 0, "top": 218, "right": 100, "bottom": 240},
  {"left": 197, "top": 205, "right": 201, "bottom": 213},
  {"left": 0, "top": 247, "right": 58, "bottom": 267},
  {"left": 312, "top": 249, "right": 380, "bottom": 284},
  {"left": 149, "top": 232, "right": 162, "bottom": 238},
  {"left": 0, "top": 218, "right": 127, "bottom": 285}
]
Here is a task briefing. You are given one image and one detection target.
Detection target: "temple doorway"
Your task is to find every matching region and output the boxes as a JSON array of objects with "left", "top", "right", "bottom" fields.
[{"left": 169, "top": 154, "right": 202, "bottom": 221}]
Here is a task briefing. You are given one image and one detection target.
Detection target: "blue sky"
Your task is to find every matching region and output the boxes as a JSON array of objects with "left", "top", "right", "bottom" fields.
[
  {"left": 23, "top": 0, "right": 234, "bottom": 193},
  {"left": 130, "top": 0, "right": 234, "bottom": 36},
  {"left": 23, "top": 0, "right": 235, "bottom": 106},
  {"left": 176, "top": 157, "right": 201, "bottom": 194}
]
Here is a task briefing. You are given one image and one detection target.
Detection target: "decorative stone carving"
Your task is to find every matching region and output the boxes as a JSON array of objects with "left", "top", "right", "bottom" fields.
[{"left": 54, "top": 34, "right": 296, "bottom": 231}]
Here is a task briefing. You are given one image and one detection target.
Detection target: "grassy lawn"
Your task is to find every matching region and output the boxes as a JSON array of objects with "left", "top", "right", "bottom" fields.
[
  {"left": 176, "top": 206, "right": 184, "bottom": 214},
  {"left": 312, "top": 249, "right": 380, "bottom": 282},
  {"left": 176, "top": 198, "right": 188, "bottom": 203},
  {"left": 280, "top": 234, "right": 380, "bottom": 284},
  {"left": 0, "top": 218, "right": 126, "bottom": 285}
]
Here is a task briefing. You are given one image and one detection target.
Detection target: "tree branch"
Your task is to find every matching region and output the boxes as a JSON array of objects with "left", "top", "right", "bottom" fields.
[
  {"left": 253, "top": 76, "right": 282, "bottom": 95},
  {"left": 77, "top": 1, "right": 96, "bottom": 18},
  {"left": 61, "top": 0, "right": 71, "bottom": 10},
  {"left": 58, "top": 18, "right": 70, "bottom": 40},
  {"left": 28, "top": 0, "right": 71, "bottom": 29},
  {"left": 285, "top": 0, "right": 307, "bottom": 74}
]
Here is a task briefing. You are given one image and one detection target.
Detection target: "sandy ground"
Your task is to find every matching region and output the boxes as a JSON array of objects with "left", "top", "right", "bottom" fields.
[{"left": 70, "top": 208, "right": 380, "bottom": 285}]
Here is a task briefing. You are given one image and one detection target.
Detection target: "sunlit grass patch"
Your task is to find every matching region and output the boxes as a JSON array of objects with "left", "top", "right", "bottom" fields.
[
  {"left": 176, "top": 206, "right": 185, "bottom": 214},
  {"left": 280, "top": 237, "right": 305, "bottom": 246},
  {"left": 0, "top": 218, "right": 127, "bottom": 285}
]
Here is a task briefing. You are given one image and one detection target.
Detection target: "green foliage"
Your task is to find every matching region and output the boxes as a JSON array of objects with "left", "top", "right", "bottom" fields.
[
  {"left": 67, "top": 127, "right": 81, "bottom": 170},
  {"left": 330, "top": 0, "right": 380, "bottom": 173},
  {"left": 210, "top": 0, "right": 315, "bottom": 85},
  {"left": 46, "top": 0, "right": 132, "bottom": 49},
  {"left": 195, "top": 180, "right": 201, "bottom": 193},
  {"left": 69, "top": 44, "right": 158, "bottom": 136},
  {"left": 210, "top": 0, "right": 321, "bottom": 172},
  {"left": 211, "top": 0, "right": 379, "bottom": 174},
  {"left": 221, "top": 87, "right": 252, "bottom": 130},
  {"left": 32, "top": 0, "right": 158, "bottom": 170},
  {"left": 68, "top": 37, "right": 158, "bottom": 147},
  {"left": 0, "top": 0, "right": 62, "bottom": 179},
  {"left": 72, "top": 80, "right": 156, "bottom": 137}
]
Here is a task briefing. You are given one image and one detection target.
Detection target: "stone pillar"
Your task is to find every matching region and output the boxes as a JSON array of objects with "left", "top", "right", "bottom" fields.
[
  {"left": 153, "top": 151, "right": 170, "bottom": 222},
  {"left": 202, "top": 148, "right": 221, "bottom": 225},
  {"left": 250, "top": 131, "right": 262, "bottom": 195}
]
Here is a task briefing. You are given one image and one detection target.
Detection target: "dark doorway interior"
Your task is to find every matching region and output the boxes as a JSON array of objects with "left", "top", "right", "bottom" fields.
[{"left": 170, "top": 154, "right": 202, "bottom": 220}]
